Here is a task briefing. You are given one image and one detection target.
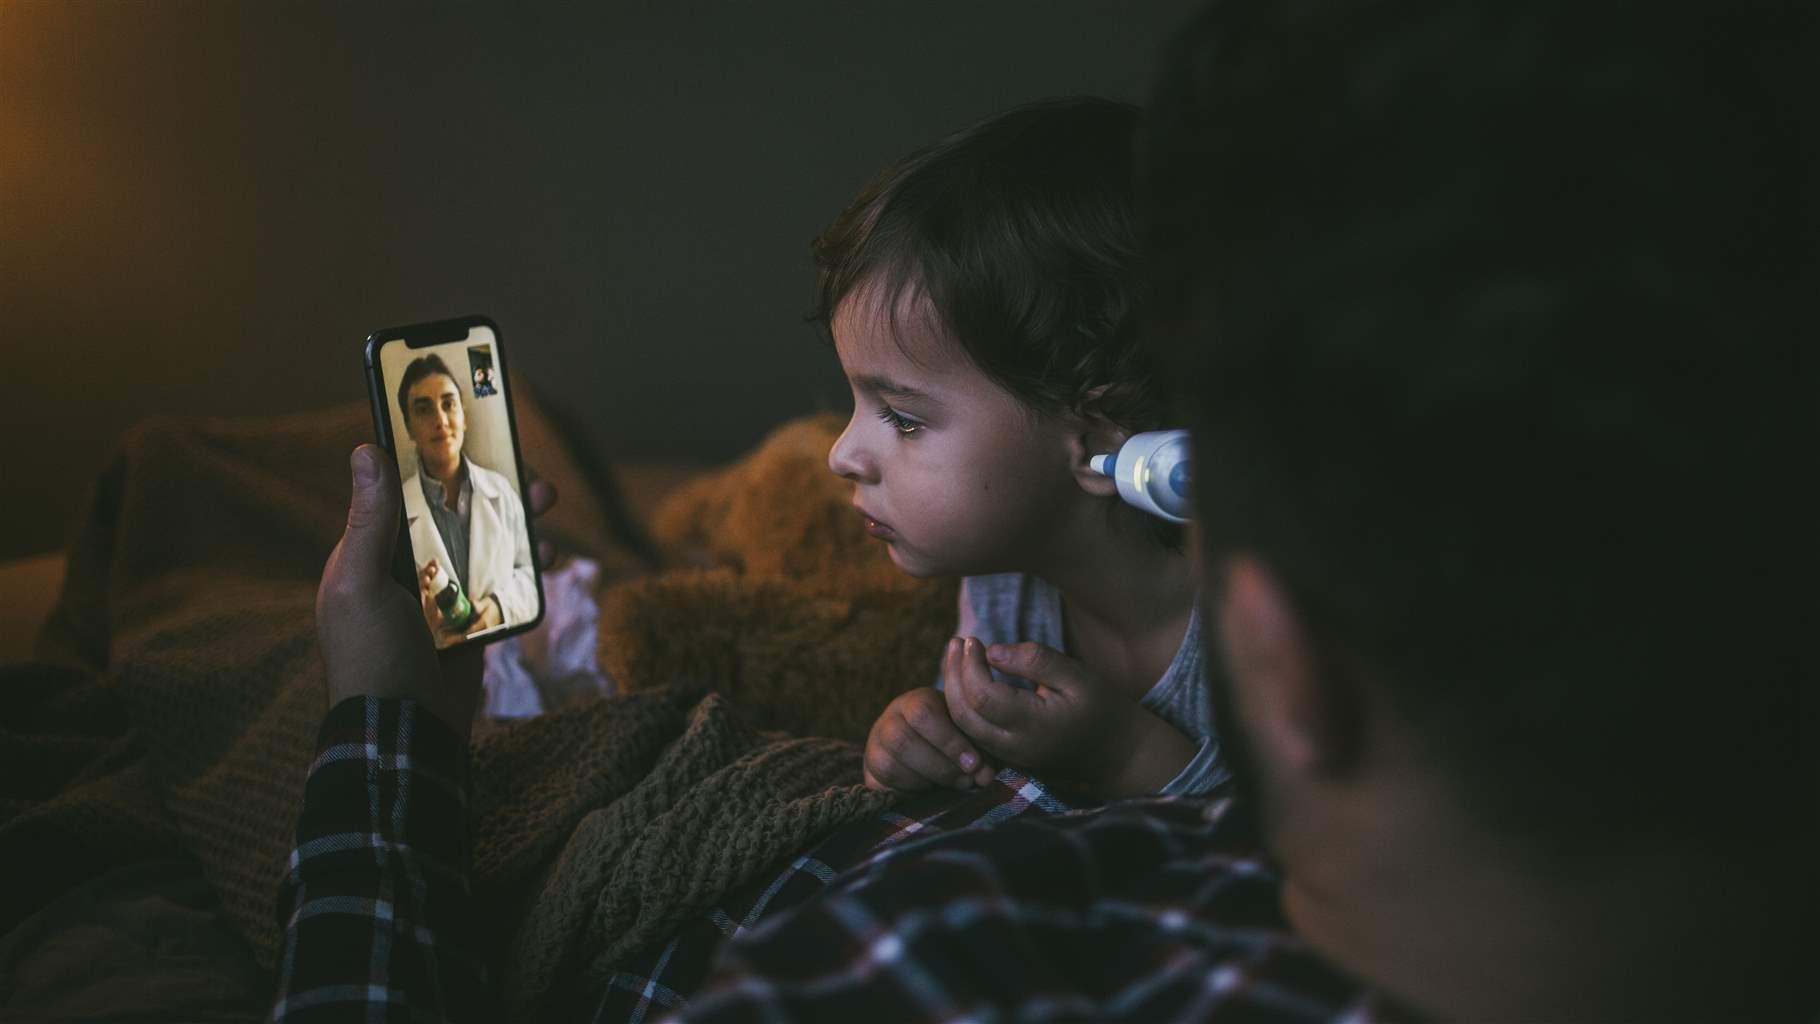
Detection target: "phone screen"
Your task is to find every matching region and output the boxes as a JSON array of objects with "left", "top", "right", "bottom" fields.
[{"left": 368, "top": 319, "right": 543, "bottom": 649}]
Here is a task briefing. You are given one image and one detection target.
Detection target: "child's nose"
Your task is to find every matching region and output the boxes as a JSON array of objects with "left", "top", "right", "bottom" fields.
[{"left": 827, "top": 420, "right": 872, "bottom": 482}]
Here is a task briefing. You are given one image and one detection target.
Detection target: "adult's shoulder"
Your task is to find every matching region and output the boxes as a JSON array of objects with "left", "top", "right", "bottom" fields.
[{"left": 686, "top": 796, "right": 1370, "bottom": 1022}]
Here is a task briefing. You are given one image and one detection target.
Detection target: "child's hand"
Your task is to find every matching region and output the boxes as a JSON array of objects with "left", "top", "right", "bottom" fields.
[
  {"left": 864, "top": 686, "right": 997, "bottom": 793},
  {"left": 942, "top": 637, "right": 1196, "bottom": 799}
]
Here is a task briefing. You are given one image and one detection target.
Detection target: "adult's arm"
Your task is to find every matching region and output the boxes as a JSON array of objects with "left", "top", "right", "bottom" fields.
[
  {"left": 270, "top": 445, "right": 553, "bottom": 1021},
  {"left": 663, "top": 795, "right": 1374, "bottom": 1023},
  {"left": 270, "top": 695, "right": 498, "bottom": 1022}
]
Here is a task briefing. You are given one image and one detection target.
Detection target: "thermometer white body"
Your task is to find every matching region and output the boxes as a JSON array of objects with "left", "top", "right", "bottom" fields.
[{"left": 1088, "top": 429, "right": 1192, "bottom": 524}]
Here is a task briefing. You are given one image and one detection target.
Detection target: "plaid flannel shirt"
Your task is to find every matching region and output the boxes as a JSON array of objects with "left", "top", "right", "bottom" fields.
[
  {"left": 274, "top": 697, "right": 1382, "bottom": 1022},
  {"left": 586, "top": 764, "right": 1080, "bottom": 1020},
  {"left": 271, "top": 696, "right": 501, "bottom": 1023},
  {"left": 660, "top": 796, "right": 1381, "bottom": 1023}
]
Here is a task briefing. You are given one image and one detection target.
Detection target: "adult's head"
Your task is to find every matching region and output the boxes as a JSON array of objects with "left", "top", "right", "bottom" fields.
[
  {"left": 1142, "top": 1, "right": 1807, "bottom": 1018},
  {"left": 397, "top": 354, "right": 466, "bottom": 476}
]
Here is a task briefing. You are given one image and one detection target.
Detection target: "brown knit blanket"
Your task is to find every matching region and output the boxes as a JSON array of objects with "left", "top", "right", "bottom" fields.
[{"left": 0, "top": 398, "right": 898, "bottom": 1020}]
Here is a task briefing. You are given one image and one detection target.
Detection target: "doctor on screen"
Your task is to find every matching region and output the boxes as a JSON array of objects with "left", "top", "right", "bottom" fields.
[{"left": 394, "top": 354, "right": 535, "bottom": 647}]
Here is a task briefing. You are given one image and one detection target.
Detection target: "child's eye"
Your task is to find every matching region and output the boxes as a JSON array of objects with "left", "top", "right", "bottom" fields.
[{"left": 876, "top": 405, "right": 922, "bottom": 436}]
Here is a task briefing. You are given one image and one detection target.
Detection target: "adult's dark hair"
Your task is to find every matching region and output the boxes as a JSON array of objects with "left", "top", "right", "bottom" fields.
[
  {"left": 1142, "top": 2, "right": 1807, "bottom": 837},
  {"left": 397, "top": 354, "right": 458, "bottom": 418},
  {"left": 809, "top": 96, "right": 1182, "bottom": 549}
]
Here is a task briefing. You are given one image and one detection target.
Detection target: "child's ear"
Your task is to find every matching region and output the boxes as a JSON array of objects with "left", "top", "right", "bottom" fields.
[{"left": 1067, "top": 412, "right": 1125, "bottom": 498}]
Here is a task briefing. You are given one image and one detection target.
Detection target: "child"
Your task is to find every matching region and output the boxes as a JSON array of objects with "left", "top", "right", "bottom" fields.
[{"left": 814, "top": 97, "right": 1228, "bottom": 801}]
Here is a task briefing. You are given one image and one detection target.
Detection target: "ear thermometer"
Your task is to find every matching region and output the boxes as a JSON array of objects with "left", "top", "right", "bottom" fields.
[{"left": 1089, "top": 429, "right": 1192, "bottom": 523}]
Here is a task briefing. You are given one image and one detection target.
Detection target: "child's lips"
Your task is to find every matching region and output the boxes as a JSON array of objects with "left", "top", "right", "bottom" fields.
[{"left": 855, "top": 506, "right": 896, "bottom": 540}]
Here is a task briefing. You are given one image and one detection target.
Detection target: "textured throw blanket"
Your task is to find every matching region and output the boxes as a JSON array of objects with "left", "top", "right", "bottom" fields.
[{"left": 0, "top": 397, "right": 910, "bottom": 1020}]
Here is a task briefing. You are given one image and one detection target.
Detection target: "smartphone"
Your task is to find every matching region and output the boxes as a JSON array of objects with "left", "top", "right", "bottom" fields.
[{"left": 364, "top": 315, "right": 544, "bottom": 650}]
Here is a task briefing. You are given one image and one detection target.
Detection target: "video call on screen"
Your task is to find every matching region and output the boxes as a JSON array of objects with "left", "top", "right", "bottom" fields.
[{"left": 378, "top": 326, "right": 539, "bottom": 647}]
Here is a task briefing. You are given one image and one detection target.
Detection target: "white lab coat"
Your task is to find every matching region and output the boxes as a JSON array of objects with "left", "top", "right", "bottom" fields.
[{"left": 401, "top": 458, "right": 538, "bottom": 630}]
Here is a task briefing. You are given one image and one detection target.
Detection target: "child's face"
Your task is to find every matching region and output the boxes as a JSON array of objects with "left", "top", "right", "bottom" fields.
[{"left": 827, "top": 285, "right": 1082, "bottom": 578}]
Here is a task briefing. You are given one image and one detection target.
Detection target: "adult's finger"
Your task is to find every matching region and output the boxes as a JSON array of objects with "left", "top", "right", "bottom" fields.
[
  {"left": 338, "top": 446, "right": 402, "bottom": 585},
  {"left": 523, "top": 463, "right": 558, "bottom": 567},
  {"left": 528, "top": 477, "right": 558, "bottom": 518}
]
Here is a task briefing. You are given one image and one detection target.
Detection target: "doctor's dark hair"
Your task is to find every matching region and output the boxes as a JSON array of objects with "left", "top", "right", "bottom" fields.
[
  {"left": 396, "top": 354, "right": 459, "bottom": 417},
  {"left": 808, "top": 96, "right": 1181, "bottom": 549},
  {"left": 1142, "top": 1, "right": 1805, "bottom": 839}
]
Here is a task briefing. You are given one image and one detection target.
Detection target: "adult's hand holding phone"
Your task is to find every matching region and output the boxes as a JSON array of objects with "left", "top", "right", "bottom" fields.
[{"left": 316, "top": 445, "right": 557, "bottom": 741}]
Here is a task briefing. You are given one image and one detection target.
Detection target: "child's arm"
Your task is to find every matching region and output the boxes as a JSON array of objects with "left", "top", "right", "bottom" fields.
[{"left": 941, "top": 637, "right": 1197, "bottom": 800}]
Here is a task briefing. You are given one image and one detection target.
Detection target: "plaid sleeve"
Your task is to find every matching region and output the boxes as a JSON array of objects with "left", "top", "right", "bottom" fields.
[
  {"left": 584, "top": 770, "right": 1076, "bottom": 1021},
  {"left": 269, "top": 696, "right": 500, "bottom": 1023},
  {"left": 663, "top": 797, "right": 1377, "bottom": 1024}
]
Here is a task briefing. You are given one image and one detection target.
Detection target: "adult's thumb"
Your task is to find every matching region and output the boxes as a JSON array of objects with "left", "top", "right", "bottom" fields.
[{"left": 341, "top": 445, "right": 400, "bottom": 570}]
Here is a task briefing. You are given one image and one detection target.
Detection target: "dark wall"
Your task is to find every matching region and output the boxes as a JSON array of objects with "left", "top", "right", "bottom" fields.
[{"left": 0, "top": 1, "right": 1203, "bottom": 560}]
